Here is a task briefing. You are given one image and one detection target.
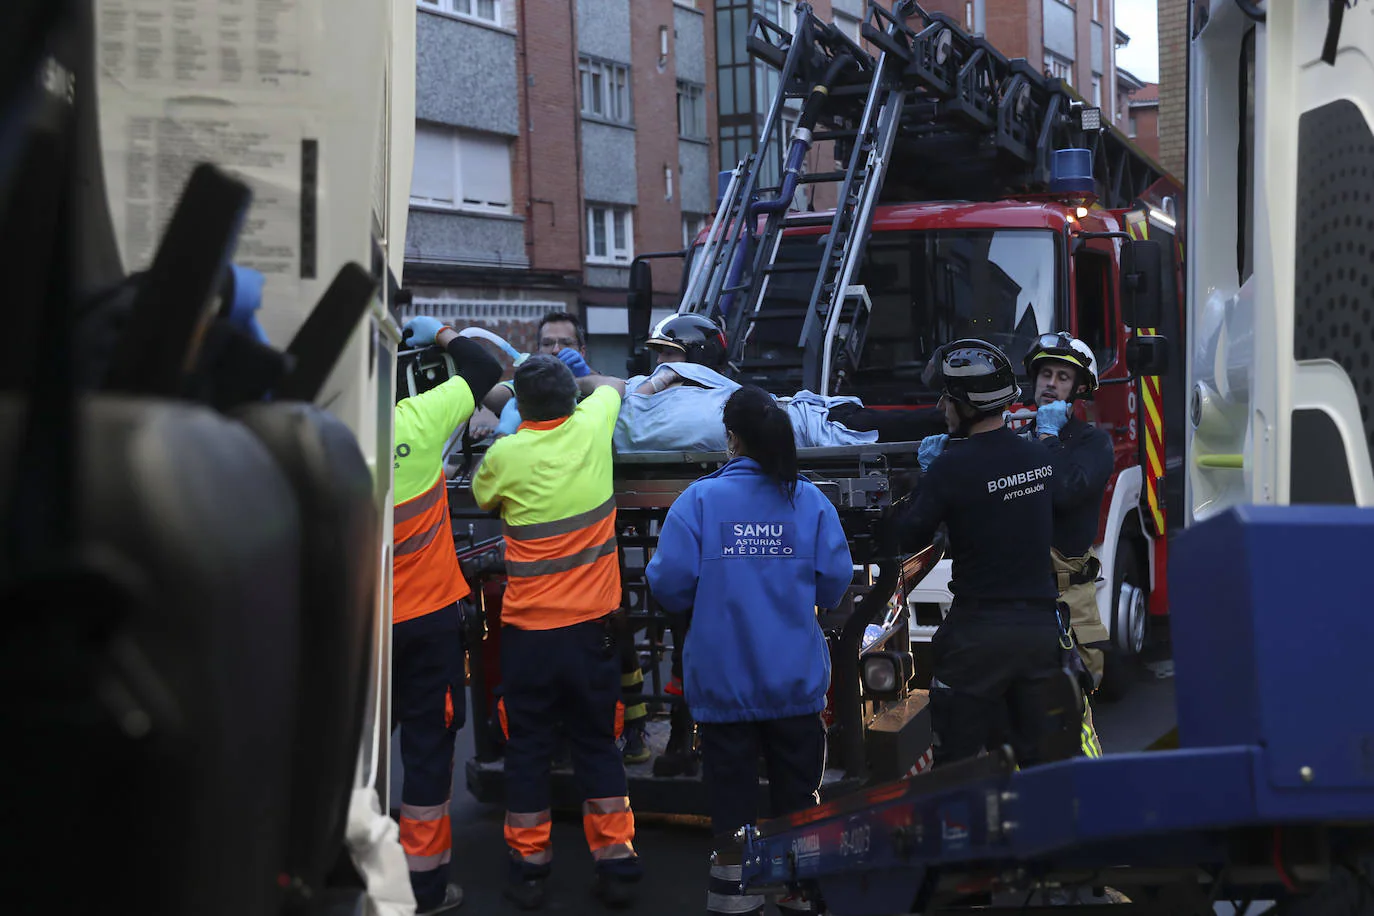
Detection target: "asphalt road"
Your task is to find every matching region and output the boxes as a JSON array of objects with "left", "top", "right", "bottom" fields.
[{"left": 390, "top": 657, "right": 1178, "bottom": 915}]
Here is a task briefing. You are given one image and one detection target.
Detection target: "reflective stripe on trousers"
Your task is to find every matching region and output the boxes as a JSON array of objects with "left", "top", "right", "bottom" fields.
[
  {"left": 707, "top": 862, "right": 764, "bottom": 916},
  {"left": 584, "top": 796, "right": 636, "bottom": 861},
  {"left": 400, "top": 801, "right": 453, "bottom": 872},
  {"left": 1081, "top": 700, "right": 1103, "bottom": 758},
  {"left": 505, "top": 809, "right": 554, "bottom": 866}
]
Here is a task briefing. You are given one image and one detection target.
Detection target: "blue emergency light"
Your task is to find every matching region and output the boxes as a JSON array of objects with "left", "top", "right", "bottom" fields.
[{"left": 1049, "top": 148, "right": 1095, "bottom": 195}]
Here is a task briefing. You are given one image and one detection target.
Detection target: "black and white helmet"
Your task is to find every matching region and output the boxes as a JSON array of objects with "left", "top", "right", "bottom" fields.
[
  {"left": 923, "top": 338, "right": 1020, "bottom": 414},
  {"left": 645, "top": 313, "right": 729, "bottom": 368}
]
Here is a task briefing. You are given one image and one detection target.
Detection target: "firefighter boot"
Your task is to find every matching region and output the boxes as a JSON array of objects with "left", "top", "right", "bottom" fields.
[
  {"left": 622, "top": 719, "right": 651, "bottom": 765},
  {"left": 652, "top": 701, "right": 699, "bottom": 777}
]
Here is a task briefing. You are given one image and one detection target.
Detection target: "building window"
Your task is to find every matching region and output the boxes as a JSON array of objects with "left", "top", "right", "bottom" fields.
[
  {"left": 1092, "top": 0, "right": 1101, "bottom": 21},
  {"left": 764, "top": 0, "right": 797, "bottom": 35},
  {"left": 1045, "top": 51, "right": 1073, "bottom": 84},
  {"left": 834, "top": 10, "right": 863, "bottom": 44},
  {"left": 1092, "top": 75, "right": 1102, "bottom": 108},
  {"left": 416, "top": 0, "right": 499, "bottom": 26},
  {"left": 587, "top": 205, "right": 634, "bottom": 264},
  {"left": 410, "top": 123, "right": 513, "bottom": 213},
  {"left": 677, "top": 81, "right": 707, "bottom": 139},
  {"left": 579, "top": 57, "right": 632, "bottom": 124},
  {"left": 682, "top": 212, "right": 709, "bottom": 247},
  {"left": 1128, "top": 114, "right": 1138, "bottom": 137}
]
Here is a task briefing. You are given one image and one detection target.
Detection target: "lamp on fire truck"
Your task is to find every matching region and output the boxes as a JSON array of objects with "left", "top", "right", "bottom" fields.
[{"left": 1050, "top": 147, "right": 1096, "bottom": 209}]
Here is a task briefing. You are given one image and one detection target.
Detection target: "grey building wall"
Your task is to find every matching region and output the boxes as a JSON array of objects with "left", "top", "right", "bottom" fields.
[
  {"left": 577, "top": 0, "right": 632, "bottom": 62},
  {"left": 1091, "top": 22, "right": 1104, "bottom": 73},
  {"left": 416, "top": 12, "right": 519, "bottom": 135},
  {"left": 586, "top": 266, "right": 630, "bottom": 288},
  {"left": 679, "top": 140, "right": 713, "bottom": 214},
  {"left": 1042, "top": 0, "right": 1076, "bottom": 61},
  {"left": 404, "top": 210, "right": 528, "bottom": 268},
  {"left": 674, "top": 6, "right": 707, "bottom": 84},
  {"left": 583, "top": 122, "right": 638, "bottom": 205}
]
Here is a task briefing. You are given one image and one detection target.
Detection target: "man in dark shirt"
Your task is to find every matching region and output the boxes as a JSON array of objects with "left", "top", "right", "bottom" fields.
[
  {"left": 1022, "top": 333, "right": 1115, "bottom": 756},
  {"left": 894, "top": 340, "right": 1070, "bottom": 769}
]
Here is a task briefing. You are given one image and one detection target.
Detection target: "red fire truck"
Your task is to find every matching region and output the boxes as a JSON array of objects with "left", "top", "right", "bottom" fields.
[{"left": 629, "top": 0, "right": 1186, "bottom": 699}]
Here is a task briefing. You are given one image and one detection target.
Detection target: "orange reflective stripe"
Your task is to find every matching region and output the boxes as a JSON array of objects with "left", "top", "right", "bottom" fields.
[
  {"left": 497, "top": 697, "right": 509, "bottom": 741},
  {"left": 505, "top": 510, "right": 617, "bottom": 565},
  {"left": 395, "top": 478, "right": 446, "bottom": 524},
  {"left": 395, "top": 515, "right": 447, "bottom": 557},
  {"left": 392, "top": 473, "right": 469, "bottom": 623},
  {"left": 506, "top": 536, "right": 618, "bottom": 577},
  {"left": 504, "top": 496, "right": 616, "bottom": 541},
  {"left": 399, "top": 812, "right": 452, "bottom": 858},
  {"left": 582, "top": 797, "right": 635, "bottom": 858},
  {"left": 501, "top": 549, "right": 620, "bottom": 630},
  {"left": 445, "top": 687, "right": 454, "bottom": 730},
  {"left": 615, "top": 700, "right": 625, "bottom": 740},
  {"left": 505, "top": 810, "right": 553, "bottom": 863}
]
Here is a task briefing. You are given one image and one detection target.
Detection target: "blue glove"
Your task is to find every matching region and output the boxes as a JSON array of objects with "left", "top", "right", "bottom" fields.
[
  {"left": 557, "top": 347, "right": 592, "bottom": 378},
  {"left": 918, "top": 434, "right": 948, "bottom": 471},
  {"left": 1035, "top": 400, "right": 1070, "bottom": 438},
  {"left": 225, "top": 264, "right": 270, "bottom": 345},
  {"left": 402, "top": 316, "right": 444, "bottom": 348},
  {"left": 495, "top": 396, "right": 523, "bottom": 436}
]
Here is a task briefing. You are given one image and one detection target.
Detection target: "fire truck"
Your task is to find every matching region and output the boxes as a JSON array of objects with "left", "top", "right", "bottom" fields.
[{"left": 629, "top": 0, "right": 1187, "bottom": 700}]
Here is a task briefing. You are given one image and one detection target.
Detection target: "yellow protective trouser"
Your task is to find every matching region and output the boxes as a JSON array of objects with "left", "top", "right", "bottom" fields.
[{"left": 1052, "top": 548, "right": 1110, "bottom": 758}]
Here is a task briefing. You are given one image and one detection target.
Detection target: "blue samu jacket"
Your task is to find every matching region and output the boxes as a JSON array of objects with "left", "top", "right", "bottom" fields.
[{"left": 645, "top": 458, "right": 854, "bottom": 723}]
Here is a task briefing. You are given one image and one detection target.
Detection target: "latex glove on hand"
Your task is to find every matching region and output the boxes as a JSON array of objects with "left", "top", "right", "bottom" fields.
[
  {"left": 918, "top": 433, "right": 949, "bottom": 472},
  {"left": 1035, "top": 400, "right": 1070, "bottom": 438},
  {"left": 402, "top": 316, "right": 445, "bottom": 348},
  {"left": 495, "top": 396, "right": 523, "bottom": 436},
  {"left": 557, "top": 347, "right": 592, "bottom": 378}
]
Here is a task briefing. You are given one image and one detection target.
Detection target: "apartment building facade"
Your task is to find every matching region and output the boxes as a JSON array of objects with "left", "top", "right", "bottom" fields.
[
  {"left": 1157, "top": 0, "right": 1186, "bottom": 178},
  {"left": 1125, "top": 79, "right": 1161, "bottom": 162},
  {"left": 403, "top": 0, "right": 719, "bottom": 371},
  {"left": 920, "top": 0, "right": 1126, "bottom": 129}
]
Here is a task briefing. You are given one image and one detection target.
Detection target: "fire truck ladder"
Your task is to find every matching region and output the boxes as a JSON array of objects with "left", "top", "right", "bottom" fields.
[
  {"left": 681, "top": 1, "right": 1169, "bottom": 396},
  {"left": 677, "top": 2, "right": 906, "bottom": 394}
]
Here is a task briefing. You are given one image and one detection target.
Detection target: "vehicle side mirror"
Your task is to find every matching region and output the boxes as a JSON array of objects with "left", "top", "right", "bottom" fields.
[
  {"left": 1126, "top": 334, "right": 1170, "bottom": 377},
  {"left": 1120, "top": 238, "right": 1164, "bottom": 329},
  {"left": 626, "top": 259, "right": 655, "bottom": 377},
  {"left": 628, "top": 259, "right": 654, "bottom": 342}
]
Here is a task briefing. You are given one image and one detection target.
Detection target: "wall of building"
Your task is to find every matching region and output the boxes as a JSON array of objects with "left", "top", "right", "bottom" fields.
[
  {"left": 1157, "top": 0, "right": 1187, "bottom": 178},
  {"left": 1129, "top": 101, "right": 1161, "bottom": 162},
  {"left": 517, "top": 0, "right": 586, "bottom": 275},
  {"left": 409, "top": 11, "right": 525, "bottom": 268}
]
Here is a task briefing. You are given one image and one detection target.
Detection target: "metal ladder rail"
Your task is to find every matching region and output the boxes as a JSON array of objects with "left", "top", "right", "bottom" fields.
[
  {"left": 791, "top": 7, "right": 914, "bottom": 390},
  {"left": 680, "top": 6, "right": 820, "bottom": 333},
  {"left": 676, "top": 162, "right": 745, "bottom": 315},
  {"left": 719, "top": 4, "right": 852, "bottom": 355}
]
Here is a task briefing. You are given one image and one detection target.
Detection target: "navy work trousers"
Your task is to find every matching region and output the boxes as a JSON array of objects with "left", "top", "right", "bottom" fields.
[
  {"left": 392, "top": 603, "right": 466, "bottom": 910},
  {"left": 700, "top": 714, "right": 826, "bottom": 916},
  {"left": 501, "top": 617, "right": 640, "bottom": 880}
]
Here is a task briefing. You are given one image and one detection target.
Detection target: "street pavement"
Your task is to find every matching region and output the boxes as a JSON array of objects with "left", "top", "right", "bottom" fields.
[{"left": 391, "top": 658, "right": 1178, "bottom": 915}]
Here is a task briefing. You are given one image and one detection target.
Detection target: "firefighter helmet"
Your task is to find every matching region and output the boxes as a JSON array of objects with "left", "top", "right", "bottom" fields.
[
  {"left": 645, "top": 313, "right": 729, "bottom": 369},
  {"left": 923, "top": 338, "right": 1020, "bottom": 414},
  {"left": 1023, "top": 332, "right": 1099, "bottom": 397}
]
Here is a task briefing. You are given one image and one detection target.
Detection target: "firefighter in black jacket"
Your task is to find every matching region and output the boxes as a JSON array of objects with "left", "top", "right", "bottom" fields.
[
  {"left": 892, "top": 339, "right": 1069, "bottom": 768},
  {"left": 1022, "top": 332, "right": 1115, "bottom": 756}
]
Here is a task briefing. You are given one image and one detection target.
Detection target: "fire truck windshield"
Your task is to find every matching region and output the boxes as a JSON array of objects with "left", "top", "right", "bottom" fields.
[{"left": 747, "top": 228, "right": 1061, "bottom": 403}]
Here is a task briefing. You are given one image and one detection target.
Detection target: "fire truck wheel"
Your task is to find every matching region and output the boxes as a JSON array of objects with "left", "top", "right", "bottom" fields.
[{"left": 1098, "top": 535, "right": 1149, "bottom": 702}]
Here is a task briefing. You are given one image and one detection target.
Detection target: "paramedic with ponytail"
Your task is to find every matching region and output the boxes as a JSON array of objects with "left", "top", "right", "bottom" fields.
[{"left": 645, "top": 385, "right": 854, "bottom": 916}]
